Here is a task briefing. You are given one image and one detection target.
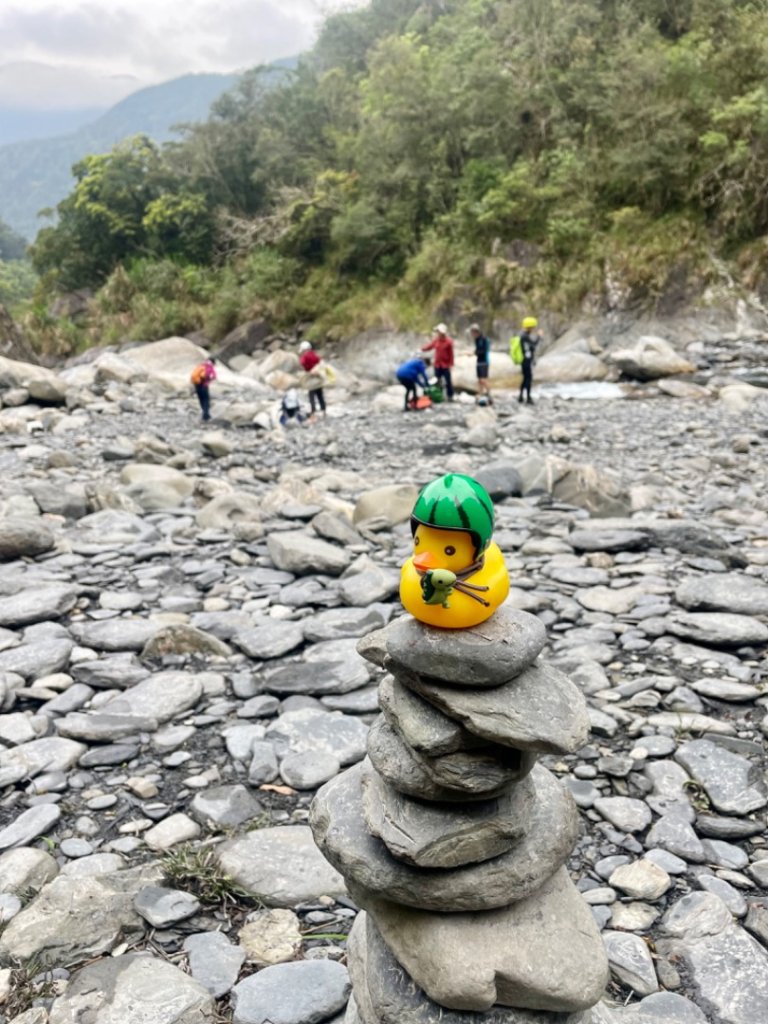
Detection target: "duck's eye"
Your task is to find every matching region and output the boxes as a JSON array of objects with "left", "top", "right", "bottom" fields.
[
  {"left": 444, "top": 545, "right": 456, "bottom": 556},
  {"left": 414, "top": 536, "right": 420, "bottom": 546}
]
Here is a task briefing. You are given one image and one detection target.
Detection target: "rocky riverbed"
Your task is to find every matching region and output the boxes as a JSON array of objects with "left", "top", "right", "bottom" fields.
[{"left": 0, "top": 335, "right": 766, "bottom": 1024}]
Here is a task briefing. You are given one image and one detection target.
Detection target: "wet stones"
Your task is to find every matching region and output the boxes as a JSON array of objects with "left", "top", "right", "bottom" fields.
[{"left": 311, "top": 611, "right": 608, "bottom": 1018}]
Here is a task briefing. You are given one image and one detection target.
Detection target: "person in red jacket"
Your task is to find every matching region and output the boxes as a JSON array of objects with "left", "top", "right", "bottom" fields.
[
  {"left": 298, "top": 340, "right": 326, "bottom": 418},
  {"left": 422, "top": 323, "right": 455, "bottom": 400}
]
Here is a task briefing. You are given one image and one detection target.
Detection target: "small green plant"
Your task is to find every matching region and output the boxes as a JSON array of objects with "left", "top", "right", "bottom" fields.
[
  {"left": 161, "top": 844, "right": 262, "bottom": 907},
  {"left": 683, "top": 779, "right": 711, "bottom": 812},
  {"left": 6, "top": 956, "right": 56, "bottom": 1018}
]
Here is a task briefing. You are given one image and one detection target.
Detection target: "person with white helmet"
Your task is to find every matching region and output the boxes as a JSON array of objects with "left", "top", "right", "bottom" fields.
[
  {"left": 298, "top": 339, "right": 327, "bottom": 419},
  {"left": 518, "top": 315, "right": 541, "bottom": 405},
  {"left": 422, "top": 323, "right": 455, "bottom": 401}
]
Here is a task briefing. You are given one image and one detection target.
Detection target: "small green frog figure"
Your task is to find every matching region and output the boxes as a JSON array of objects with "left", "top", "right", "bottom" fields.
[{"left": 420, "top": 568, "right": 458, "bottom": 607}]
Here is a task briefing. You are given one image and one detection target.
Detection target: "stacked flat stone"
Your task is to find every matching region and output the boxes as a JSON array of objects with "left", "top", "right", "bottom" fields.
[{"left": 311, "top": 605, "right": 609, "bottom": 1024}]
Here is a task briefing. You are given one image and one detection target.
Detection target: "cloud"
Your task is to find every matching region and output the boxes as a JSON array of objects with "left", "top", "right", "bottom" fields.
[{"left": 0, "top": 0, "right": 348, "bottom": 108}]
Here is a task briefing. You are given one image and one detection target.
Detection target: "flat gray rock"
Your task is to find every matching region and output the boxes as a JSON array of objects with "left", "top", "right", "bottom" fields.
[
  {"left": 644, "top": 813, "right": 706, "bottom": 863},
  {"left": 379, "top": 674, "right": 466, "bottom": 756},
  {"left": 0, "top": 585, "right": 79, "bottom": 628},
  {"left": 375, "top": 607, "right": 547, "bottom": 687},
  {"left": 0, "top": 864, "right": 160, "bottom": 964},
  {"left": 184, "top": 930, "right": 246, "bottom": 998},
  {"left": 361, "top": 763, "right": 535, "bottom": 868},
  {"left": 368, "top": 716, "right": 533, "bottom": 800},
  {"left": 357, "top": 867, "right": 608, "bottom": 1012},
  {"left": 403, "top": 661, "right": 589, "bottom": 756},
  {"left": 663, "top": 611, "right": 768, "bottom": 647},
  {"left": 231, "top": 960, "right": 350, "bottom": 1024},
  {"left": 266, "top": 707, "right": 368, "bottom": 766},
  {"left": 592, "top": 992, "right": 707, "bottom": 1023},
  {"left": 569, "top": 528, "right": 649, "bottom": 553},
  {"left": 0, "top": 518, "right": 55, "bottom": 561},
  {"left": 134, "top": 885, "right": 201, "bottom": 927},
  {"left": 303, "top": 605, "right": 390, "bottom": 643},
  {"left": 310, "top": 761, "right": 578, "bottom": 911},
  {"left": 267, "top": 531, "right": 352, "bottom": 577},
  {"left": 347, "top": 913, "right": 589, "bottom": 1024},
  {"left": 190, "top": 784, "right": 263, "bottom": 829},
  {"left": 0, "top": 736, "right": 85, "bottom": 787},
  {"left": 675, "top": 739, "right": 767, "bottom": 815},
  {"left": 216, "top": 826, "right": 346, "bottom": 906},
  {"left": 69, "top": 617, "right": 161, "bottom": 651},
  {"left": 0, "top": 804, "right": 60, "bottom": 850},
  {"left": 233, "top": 620, "right": 305, "bottom": 659},
  {"left": 0, "top": 635, "right": 73, "bottom": 679},
  {"left": 280, "top": 750, "right": 341, "bottom": 789},
  {"left": 676, "top": 574, "right": 768, "bottom": 616},
  {"left": 658, "top": 893, "right": 768, "bottom": 1024},
  {"left": 264, "top": 637, "right": 371, "bottom": 696},
  {"left": 47, "top": 952, "right": 215, "bottom": 1023},
  {"left": 602, "top": 931, "right": 659, "bottom": 996},
  {"left": 593, "top": 797, "right": 652, "bottom": 834}
]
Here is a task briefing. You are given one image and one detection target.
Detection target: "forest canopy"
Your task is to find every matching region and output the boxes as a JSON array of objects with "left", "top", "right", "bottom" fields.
[{"left": 26, "top": 0, "right": 768, "bottom": 343}]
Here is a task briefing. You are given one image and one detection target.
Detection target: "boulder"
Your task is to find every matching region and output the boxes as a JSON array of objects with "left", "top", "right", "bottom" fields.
[
  {"left": 535, "top": 350, "right": 610, "bottom": 383},
  {"left": 353, "top": 485, "right": 419, "bottom": 528},
  {"left": 0, "top": 518, "right": 55, "bottom": 561},
  {"left": 0, "top": 354, "right": 67, "bottom": 404},
  {"left": 607, "top": 336, "right": 694, "bottom": 381}
]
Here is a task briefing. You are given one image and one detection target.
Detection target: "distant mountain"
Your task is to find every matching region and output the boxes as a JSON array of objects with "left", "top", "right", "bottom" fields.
[
  {"left": 0, "top": 62, "right": 141, "bottom": 116},
  {"left": 0, "top": 72, "right": 241, "bottom": 241},
  {"left": 0, "top": 108, "right": 106, "bottom": 146}
]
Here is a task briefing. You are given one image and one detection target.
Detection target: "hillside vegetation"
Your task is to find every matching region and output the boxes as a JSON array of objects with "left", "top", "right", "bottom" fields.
[{"left": 21, "top": 0, "right": 768, "bottom": 355}]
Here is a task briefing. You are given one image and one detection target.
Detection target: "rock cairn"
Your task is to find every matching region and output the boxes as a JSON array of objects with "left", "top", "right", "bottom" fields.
[{"left": 311, "top": 604, "right": 610, "bottom": 1024}]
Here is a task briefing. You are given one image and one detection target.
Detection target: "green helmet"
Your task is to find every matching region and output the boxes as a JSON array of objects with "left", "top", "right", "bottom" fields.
[{"left": 411, "top": 474, "right": 495, "bottom": 557}]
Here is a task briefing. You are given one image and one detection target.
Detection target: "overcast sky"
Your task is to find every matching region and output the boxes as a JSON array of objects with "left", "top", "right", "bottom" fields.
[{"left": 0, "top": 0, "right": 361, "bottom": 108}]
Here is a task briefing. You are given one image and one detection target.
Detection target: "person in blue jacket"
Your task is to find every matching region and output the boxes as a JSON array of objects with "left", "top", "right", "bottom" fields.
[{"left": 396, "top": 354, "right": 431, "bottom": 411}]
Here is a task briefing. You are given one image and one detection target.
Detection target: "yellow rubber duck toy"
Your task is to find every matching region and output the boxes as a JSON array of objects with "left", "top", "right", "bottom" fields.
[{"left": 400, "top": 473, "right": 509, "bottom": 628}]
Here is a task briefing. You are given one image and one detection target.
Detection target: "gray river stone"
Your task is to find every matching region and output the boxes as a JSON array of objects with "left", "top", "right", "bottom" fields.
[
  {"left": 0, "top": 585, "right": 79, "bottom": 628},
  {"left": 593, "top": 993, "right": 707, "bottom": 1023},
  {"left": 233, "top": 620, "right": 305, "bottom": 659},
  {"left": 675, "top": 739, "right": 767, "bottom": 815},
  {"left": 675, "top": 573, "right": 768, "bottom": 616},
  {"left": 0, "top": 847, "right": 58, "bottom": 893},
  {"left": 0, "top": 518, "right": 55, "bottom": 561},
  {"left": 356, "top": 867, "right": 608, "bottom": 1013},
  {"left": 663, "top": 611, "right": 768, "bottom": 648},
  {"left": 361, "top": 762, "right": 535, "bottom": 868},
  {"left": 266, "top": 707, "right": 369, "bottom": 766},
  {"left": 280, "top": 750, "right": 341, "bottom": 789},
  {"left": 184, "top": 930, "right": 246, "bottom": 998},
  {"left": 303, "top": 605, "right": 390, "bottom": 643},
  {"left": 378, "top": 674, "right": 467, "bottom": 756},
  {"left": 0, "top": 864, "right": 160, "bottom": 964},
  {"left": 0, "top": 736, "right": 86, "bottom": 787},
  {"left": 69, "top": 617, "right": 161, "bottom": 652},
  {"left": 216, "top": 825, "right": 346, "bottom": 906},
  {"left": 376, "top": 606, "right": 547, "bottom": 687},
  {"left": 190, "top": 784, "right": 263, "bottom": 829},
  {"left": 367, "top": 716, "right": 533, "bottom": 800},
  {"left": 0, "top": 635, "right": 73, "bottom": 679},
  {"left": 231, "top": 959, "right": 350, "bottom": 1024},
  {"left": 134, "top": 885, "right": 201, "bottom": 927},
  {"left": 267, "top": 531, "right": 352, "bottom": 576},
  {"left": 602, "top": 931, "right": 659, "bottom": 996},
  {"left": 310, "top": 760, "right": 577, "bottom": 912},
  {"left": 403, "top": 661, "right": 589, "bottom": 755},
  {"left": 658, "top": 892, "right": 768, "bottom": 1024},
  {"left": 347, "top": 913, "right": 589, "bottom": 1024},
  {"left": 0, "top": 804, "right": 61, "bottom": 850},
  {"left": 47, "top": 953, "right": 215, "bottom": 1024},
  {"left": 593, "top": 797, "right": 652, "bottom": 834}
]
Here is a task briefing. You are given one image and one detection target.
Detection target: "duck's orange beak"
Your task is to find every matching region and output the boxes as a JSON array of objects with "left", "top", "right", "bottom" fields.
[{"left": 413, "top": 551, "right": 439, "bottom": 572}]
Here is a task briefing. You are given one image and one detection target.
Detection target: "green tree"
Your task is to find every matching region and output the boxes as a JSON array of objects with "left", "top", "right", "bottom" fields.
[
  {"left": 31, "top": 135, "right": 214, "bottom": 289},
  {"left": 0, "top": 218, "right": 27, "bottom": 261}
]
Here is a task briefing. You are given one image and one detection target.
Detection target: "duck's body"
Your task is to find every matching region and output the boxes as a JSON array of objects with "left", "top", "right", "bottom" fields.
[{"left": 400, "top": 527, "right": 509, "bottom": 628}]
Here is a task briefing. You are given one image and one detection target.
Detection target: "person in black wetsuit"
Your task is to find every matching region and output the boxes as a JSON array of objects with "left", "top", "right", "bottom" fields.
[
  {"left": 469, "top": 323, "right": 492, "bottom": 404},
  {"left": 519, "top": 316, "right": 541, "bottom": 405}
]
